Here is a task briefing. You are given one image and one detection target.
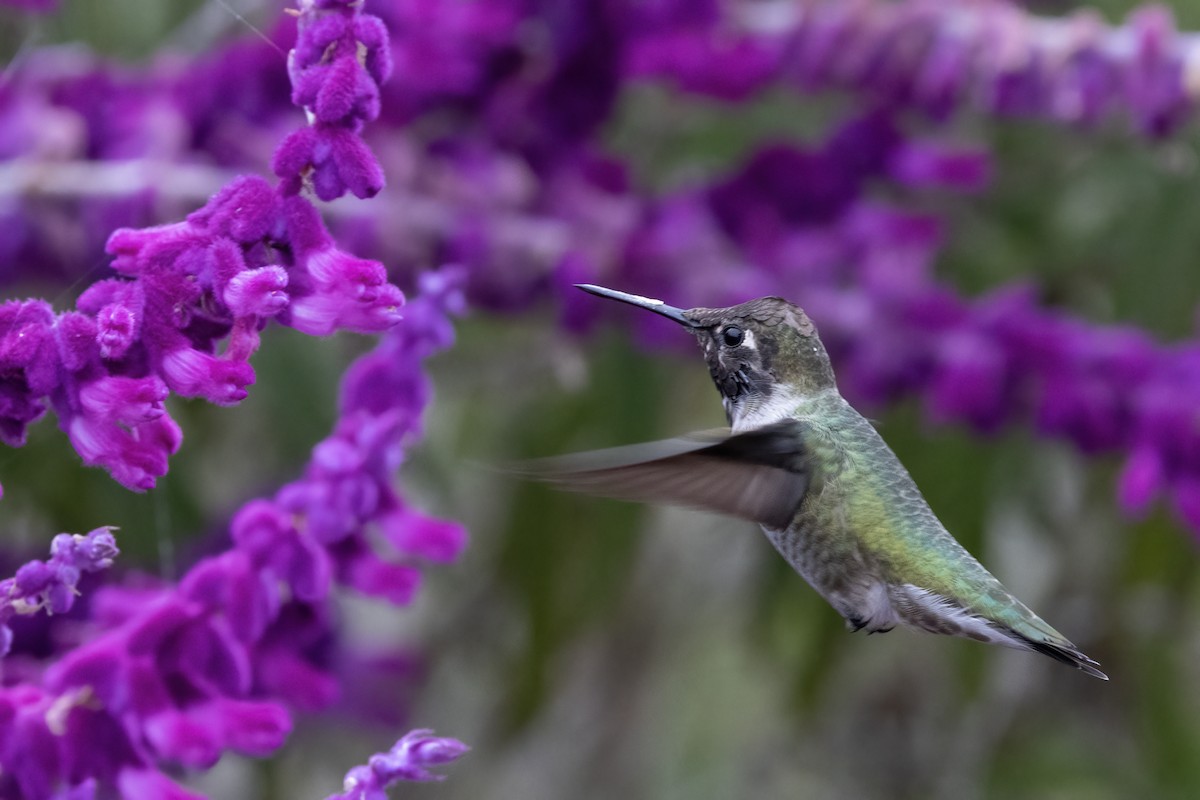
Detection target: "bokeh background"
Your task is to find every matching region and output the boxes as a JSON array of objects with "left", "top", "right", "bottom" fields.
[{"left": 3, "top": 1, "right": 1200, "bottom": 798}]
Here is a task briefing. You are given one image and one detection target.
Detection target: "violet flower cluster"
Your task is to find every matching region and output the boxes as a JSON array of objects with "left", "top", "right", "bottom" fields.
[
  {"left": 275, "top": 0, "right": 392, "bottom": 200},
  {"left": 0, "top": 1, "right": 469, "bottom": 797},
  {"left": 0, "top": 528, "right": 117, "bottom": 657},
  {"left": 0, "top": 0, "right": 401, "bottom": 493},
  {"left": 631, "top": 0, "right": 1196, "bottom": 136},
  {"left": 0, "top": 273, "right": 468, "bottom": 799}
]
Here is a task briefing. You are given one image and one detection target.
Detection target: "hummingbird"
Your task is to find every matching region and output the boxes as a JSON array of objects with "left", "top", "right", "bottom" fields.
[{"left": 534, "top": 284, "right": 1106, "bottom": 680}]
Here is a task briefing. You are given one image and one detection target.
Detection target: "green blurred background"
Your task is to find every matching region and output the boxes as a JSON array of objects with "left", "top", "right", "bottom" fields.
[{"left": 4, "top": 2, "right": 1200, "bottom": 798}]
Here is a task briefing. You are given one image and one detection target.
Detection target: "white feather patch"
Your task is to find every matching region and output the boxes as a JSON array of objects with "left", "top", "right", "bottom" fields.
[
  {"left": 898, "top": 585, "right": 1023, "bottom": 648},
  {"left": 859, "top": 582, "right": 900, "bottom": 632},
  {"left": 731, "top": 387, "right": 801, "bottom": 432}
]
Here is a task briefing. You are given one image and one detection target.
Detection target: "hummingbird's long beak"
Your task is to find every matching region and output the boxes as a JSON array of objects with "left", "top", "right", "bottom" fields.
[{"left": 575, "top": 284, "right": 697, "bottom": 327}]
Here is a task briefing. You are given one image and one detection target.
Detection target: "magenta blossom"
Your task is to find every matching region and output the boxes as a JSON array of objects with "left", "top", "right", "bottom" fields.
[{"left": 0, "top": 0, "right": 403, "bottom": 493}]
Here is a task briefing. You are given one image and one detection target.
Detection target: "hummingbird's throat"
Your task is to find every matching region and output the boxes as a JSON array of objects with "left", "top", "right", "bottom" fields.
[
  {"left": 721, "top": 369, "right": 750, "bottom": 402},
  {"left": 719, "top": 368, "right": 777, "bottom": 427}
]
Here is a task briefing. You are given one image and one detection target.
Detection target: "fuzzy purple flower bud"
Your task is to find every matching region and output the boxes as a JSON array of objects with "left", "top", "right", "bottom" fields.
[
  {"left": 274, "top": 1, "right": 392, "bottom": 200},
  {"left": 224, "top": 266, "right": 290, "bottom": 318},
  {"left": 67, "top": 413, "right": 182, "bottom": 491},
  {"left": 181, "top": 552, "right": 279, "bottom": 644},
  {"left": 232, "top": 499, "right": 333, "bottom": 602},
  {"left": 160, "top": 349, "right": 255, "bottom": 406},
  {"left": 186, "top": 176, "right": 280, "bottom": 243},
  {"left": 55, "top": 313, "right": 99, "bottom": 372},
  {"left": 328, "top": 729, "right": 468, "bottom": 799},
  {"left": 287, "top": 245, "right": 403, "bottom": 335},
  {"left": 95, "top": 302, "right": 140, "bottom": 361},
  {"left": 274, "top": 126, "right": 387, "bottom": 201},
  {"left": 78, "top": 376, "right": 168, "bottom": 426}
]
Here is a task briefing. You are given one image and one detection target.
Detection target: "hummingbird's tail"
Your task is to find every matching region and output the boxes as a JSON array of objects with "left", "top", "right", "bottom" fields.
[{"left": 1013, "top": 633, "right": 1108, "bottom": 681}]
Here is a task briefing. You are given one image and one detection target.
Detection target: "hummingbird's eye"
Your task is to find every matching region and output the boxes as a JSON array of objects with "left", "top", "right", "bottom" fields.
[{"left": 721, "top": 326, "right": 744, "bottom": 347}]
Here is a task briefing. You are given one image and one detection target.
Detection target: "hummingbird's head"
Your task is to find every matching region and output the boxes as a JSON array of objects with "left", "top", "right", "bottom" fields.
[{"left": 575, "top": 285, "right": 836, "bottom": 427}]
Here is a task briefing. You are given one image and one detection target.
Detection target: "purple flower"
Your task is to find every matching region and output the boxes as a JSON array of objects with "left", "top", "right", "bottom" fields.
[
  {"left": 0, "top": 299, "right": 55, "bottom": 446},
  {"left": 1118, "top": 446, "right": 1165, "bottom": 517},
  {"left": 1125, "top": 6, "right": 1190, "bottom": 137},
  {"left": 279, "top": 195, "right": 404, "bottom": 335},
  {"left": 274, "top": 0, "right": 393, "bottom": 200},
  {"left": 0, "top": 528, "right": 118, "bottom": 657},
  {"left": 327, "top": 729, "right": 468, "bottom": 799},
  {"left": 625, "top": 0, "right": 1198, "bottom": 136},
  {"left": 0, "top": 0, "right": 409, "bottom": 493},
  {"left": 274, "top": 125, "right": 387, "bottom": 201},
  {"left": 0, "top": 271, "right": 466, "bottom": 795},
  {"left": 926, "top": 330, "right": 1011, "bottom": 432},
  {"left": 0, "top": 0, "right": 475, "bottom": 792},
  {"left": 887, "top": 141, "right": 992, "bottom": 192},
  {"left": 1, "top": 162, "right": 405, "bottom": 490}
]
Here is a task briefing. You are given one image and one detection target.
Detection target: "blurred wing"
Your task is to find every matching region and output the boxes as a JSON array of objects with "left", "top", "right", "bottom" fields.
[{"left": 519, "top": 420, "right": 812, "bottom": 529}]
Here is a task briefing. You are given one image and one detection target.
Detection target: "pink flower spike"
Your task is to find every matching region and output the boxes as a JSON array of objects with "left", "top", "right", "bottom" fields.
[
  {"left": 186, "top": 176, "right": 279, "bottom": 242},
  {"left": 95, "top": 302, "right": 140, "bottom": 361}
]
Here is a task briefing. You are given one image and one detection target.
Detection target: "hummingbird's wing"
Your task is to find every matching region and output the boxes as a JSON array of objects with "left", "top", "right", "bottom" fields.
[{"left": 519, "top": 420, "right": 812, "bottom": 529}]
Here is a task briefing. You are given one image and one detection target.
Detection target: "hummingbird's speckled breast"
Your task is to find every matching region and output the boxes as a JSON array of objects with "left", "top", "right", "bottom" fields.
[
  {"left": 757, "top": 389, "right": 887, "bottom": 628},
  {"left": 761, "top": 389, "right": 1016, "bottom": 637}
]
